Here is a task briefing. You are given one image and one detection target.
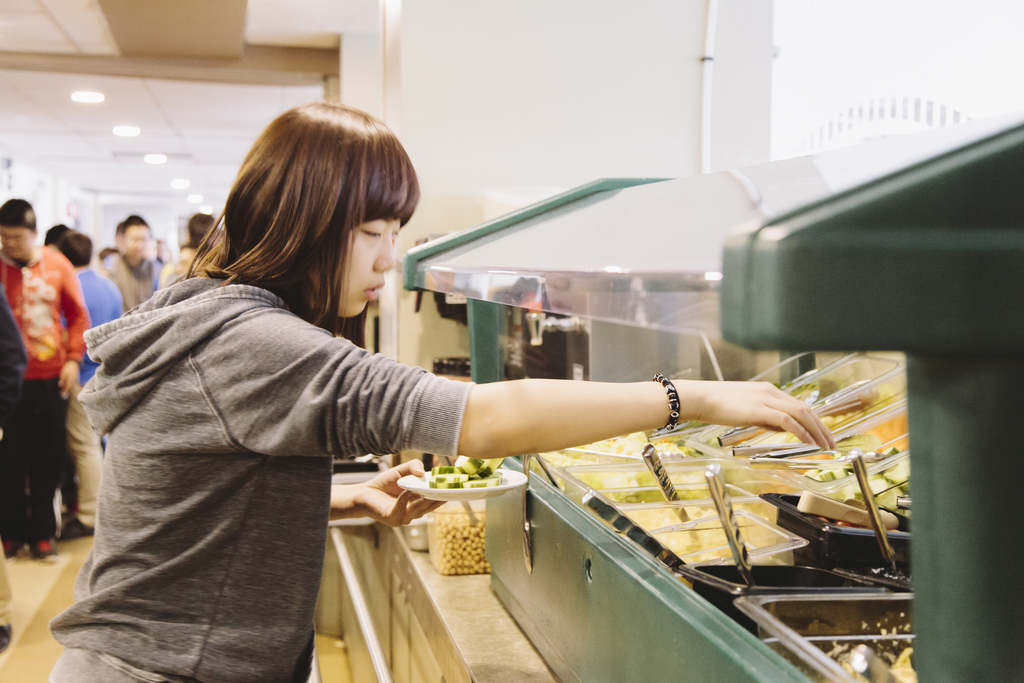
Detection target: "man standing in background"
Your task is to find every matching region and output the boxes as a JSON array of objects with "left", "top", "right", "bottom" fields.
[
  {"left": 0, "top": 199, "right": 89, "bottom": 562},
  {"left": 44, "top": 224, "right": 71, "bottom": 250},
  {"left": 0, "top": 288, "right": 27, "bottom": 653},
  {"left": 57, "top": 231, "right": 121, "bottom": 539},
  {"left": 110, "top": 215, "right": 156, "bottom": 312}
]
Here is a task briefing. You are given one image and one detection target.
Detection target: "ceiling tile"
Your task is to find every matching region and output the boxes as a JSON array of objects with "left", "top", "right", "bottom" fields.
[
  {"left": 37, "top": 0, "right": 119, "bottom": 55},
  {"left": 0, "top": 130, "right": 102, "bottom": 157},
  {"left": 0, "top": 70, "right": 174, "bottom": 136},
  {"left": 145, "top": 78, "right": 319, "bottom": 134},
  {"left": 0, "top": 68, "right": 323, "bottom": 197},
  {"left": 0, "top": 10, "right": 75, "bottom": 49},
  {"left": 246, "top": 0, "right": 378, "bottom": 47},
  {"left": 0, "top": 0, "right": 43, "bottom": 13}
]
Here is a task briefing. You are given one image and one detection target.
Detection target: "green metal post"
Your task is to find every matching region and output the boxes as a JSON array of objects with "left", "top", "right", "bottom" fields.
[
  {"left": 905, "top": 358, "right": 1024, "bottom": 681},
  {"left": 466, "top": 299, "right": 504, "bottom": 384}
]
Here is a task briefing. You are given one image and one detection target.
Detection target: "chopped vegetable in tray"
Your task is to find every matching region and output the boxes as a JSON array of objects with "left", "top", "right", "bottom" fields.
[
  {"left": 808, "top": 453, "right": 910, "bottom": 511},
  {"left": 624, "top": 502, "right": 768, "bottom": 533},
  {"left": 839, "top": 646, "right": 916, "bottom": 683},
  {"left": 575, "top": 431, "right": 699, "bottom": 458}
]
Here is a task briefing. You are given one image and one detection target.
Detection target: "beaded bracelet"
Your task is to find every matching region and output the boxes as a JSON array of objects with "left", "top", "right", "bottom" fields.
[{"left": 653, "top": 373, "right": 680, "bottom": 431}]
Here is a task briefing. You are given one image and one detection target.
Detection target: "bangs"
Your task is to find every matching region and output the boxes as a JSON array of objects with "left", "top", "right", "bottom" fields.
[{"left": 361, "top": 132, "right": 420, "bottom": 227}]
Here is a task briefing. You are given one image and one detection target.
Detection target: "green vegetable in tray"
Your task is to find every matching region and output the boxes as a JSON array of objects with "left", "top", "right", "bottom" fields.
[{"left": 883, "top": 459, "right": 910, "bottom": 485}]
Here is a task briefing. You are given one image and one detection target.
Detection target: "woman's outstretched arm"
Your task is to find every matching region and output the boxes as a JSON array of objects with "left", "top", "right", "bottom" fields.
[{"left": 457, "top": 379, "right": 835, "bottom": 459}]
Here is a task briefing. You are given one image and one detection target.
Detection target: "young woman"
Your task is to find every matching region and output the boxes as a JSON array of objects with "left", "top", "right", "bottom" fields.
[{"left": 49, "top": 103, "right": 833, "bottom": 683}]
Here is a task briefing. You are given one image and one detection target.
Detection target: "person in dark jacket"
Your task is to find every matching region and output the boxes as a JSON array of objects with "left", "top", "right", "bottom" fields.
[
  {"left": 0, "top": 288, "right": 27, "bottom": 654},
  {"left": 0, "top": 289, "right": 25, "bottom": 429}
]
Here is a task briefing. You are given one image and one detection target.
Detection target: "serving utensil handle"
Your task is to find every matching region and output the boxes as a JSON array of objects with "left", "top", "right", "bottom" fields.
[
  {"left": 705, "top": 463, "right": 754, "bottom": 587},
  {"left": 852, "top": 454, "right": 898, "bottom": 571},
  {"left": 642, "top": 444, "right": 690, "bottom": 523}
]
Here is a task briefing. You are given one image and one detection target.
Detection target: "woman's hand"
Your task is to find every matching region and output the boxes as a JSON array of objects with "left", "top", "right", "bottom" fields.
[
  {"left": 332, "top": 460, "right": 445, "bottom": 527},
  {"left": 681, "top": 380, "right": 836, "bottom": 449}
]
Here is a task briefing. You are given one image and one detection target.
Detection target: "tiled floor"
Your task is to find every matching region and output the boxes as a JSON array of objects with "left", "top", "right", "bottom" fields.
[
  {"left": 0, "top": 538, "right": 352, "bottom": 683},
  {"left": 0, "top": 536, "right": 92, "bottom": 682}
]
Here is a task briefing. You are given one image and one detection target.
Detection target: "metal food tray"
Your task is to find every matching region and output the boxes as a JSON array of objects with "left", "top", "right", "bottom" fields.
[
  {"left": 556, "top": 458, "right": 804, "bottom": 508},
  {"left": 734, "top": 593, "right": 914, "bottom": 683},
  {"left": 688, "top": 355, "right": 906, "bottom": 457},
  {"left": 616, "top": 499, "right": 808, "bottom": 567}
]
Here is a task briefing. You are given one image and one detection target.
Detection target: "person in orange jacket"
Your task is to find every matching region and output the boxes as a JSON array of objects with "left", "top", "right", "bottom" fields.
[{"left": 0, "top": 199, "right": 89, "bottom": 561}]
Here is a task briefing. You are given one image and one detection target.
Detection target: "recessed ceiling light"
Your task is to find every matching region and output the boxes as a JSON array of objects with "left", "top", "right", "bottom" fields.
[
  {"left": 71, "top": 91, "right": 104, "bottom": 103},
  {"left": 170, "top": 179, "right": 190, "bottom": 190},
  {"left": 198, "top": 206, "right": 214, "bottom": 215},
  {"left": 187, "top": 194, "right": 204, "bottom": 204},
  {"left": 113, "top": 125, "right": 140, "bottom": 137},
  {"left": 144, "top": 154, "right": 167, "bottom": 164}
]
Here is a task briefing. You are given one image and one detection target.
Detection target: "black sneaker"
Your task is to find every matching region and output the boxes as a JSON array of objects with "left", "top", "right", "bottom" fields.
[
  {"left": 60, "top": 518, "right": 94, "bottom": 540},
  {"left": 30, "top": 539, "right": 59, "bottom": 562},
  {"left": 0, "top": 624, "right": 11, "bottom": 654},
  {"left": 2, "top": 539, "right": 22, "bottom": 559}
]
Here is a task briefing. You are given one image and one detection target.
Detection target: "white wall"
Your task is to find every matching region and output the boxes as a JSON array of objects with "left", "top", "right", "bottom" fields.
[
  {"left": 710, "top": 0, "right": 775, "bottom": 171},
  {"left": 392, "top": 0, "right": 774, "bottom": 369},
  {"left": 772, "top": 0, "right": 1024, "bottom": 159},
  {"left": 0, "top": 152, "right": 100, "bottom": 242},
  {"left": 341, "top": 32, "right": 384, "bottom": 121}
]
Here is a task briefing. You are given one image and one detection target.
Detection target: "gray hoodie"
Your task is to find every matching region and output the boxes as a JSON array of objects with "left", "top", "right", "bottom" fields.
[{"left": 48, "top": 279, "right": 472, "bottom": 683}]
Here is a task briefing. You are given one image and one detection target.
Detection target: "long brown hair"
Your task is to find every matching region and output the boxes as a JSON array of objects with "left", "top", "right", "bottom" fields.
[{"left": 188, "top": 103, "right": 419, "bottom": 346}]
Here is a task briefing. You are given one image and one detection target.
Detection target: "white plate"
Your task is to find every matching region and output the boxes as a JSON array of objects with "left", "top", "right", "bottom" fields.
[{"left": 397, "top": 469, "right": 527, "bottom": 501}]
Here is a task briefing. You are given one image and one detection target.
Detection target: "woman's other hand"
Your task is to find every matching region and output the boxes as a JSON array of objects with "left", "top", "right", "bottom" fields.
[
  {"left": 682, "top": 380, "right": 836, "bottom": 449},
  {"left": 333, "top": 460, "right": 444, "bottom": 527}
]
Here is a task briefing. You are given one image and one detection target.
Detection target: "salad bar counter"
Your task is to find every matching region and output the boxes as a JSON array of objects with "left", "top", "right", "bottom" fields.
[{"left": 403, "top": 115, "right": 1024, "bottom": 682}]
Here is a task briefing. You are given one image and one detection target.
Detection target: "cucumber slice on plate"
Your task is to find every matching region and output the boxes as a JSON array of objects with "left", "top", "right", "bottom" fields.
[
  {"left": 431, "top": 473, "right": 468, "bottom": 485},
  {"left": 474, "top": 458, "right": 505, "bottom": 479},
  {"left": 455, "top": 456, "right": 505, "bottom": 478},
  {"left": 464, "top": 474, "right": 503, "bottom": 488},
  {"left": 431, "top": 466, "right": 457, "bottom": 475},
  {"left": 429, "top": 480, "right": 464, "bottom": 489},
  {"left": 455, "top": 456, "right": 481, "bottom": 476}
]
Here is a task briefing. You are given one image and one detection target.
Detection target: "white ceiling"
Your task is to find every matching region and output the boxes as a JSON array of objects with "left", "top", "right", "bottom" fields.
[
  {"left": 0, "top": 0, "right": 117, "bottom": 55},
  {"left": 0, "top": 0, "right": 376, "bottom": 209},
  {"left": 247, "top": 0, "right": 379, "bottom": 48},
  {"left": 0, "top": 69, "right": 322, "bottom": 205}
]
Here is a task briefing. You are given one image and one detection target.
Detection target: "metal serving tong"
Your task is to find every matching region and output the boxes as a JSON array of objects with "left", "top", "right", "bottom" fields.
[
  {"left": 581, "top": 489, "right": 687, "bottom": 574},
  {"left": 641, "top": 444, "right": 690, "bottom": 523},
  {"left": 849, "top": 644, "right": 898, "bottom": 683},
  {"left": 851, "top": 453, "right": 898, "bottom": 572},
  {"left": 705, "top": 463, "right": 754, "bottom": 588},
  {"left": 746, "top": 445, "right": 889, "bottom": 469}
]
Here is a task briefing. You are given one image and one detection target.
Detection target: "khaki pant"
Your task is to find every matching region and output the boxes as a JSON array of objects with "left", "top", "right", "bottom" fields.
[
  {"left": 0, "top": 535, "right": 11, "bottom": 625},
  {"left": 66, "top": 385, "right": 101, "bottom": 528}
]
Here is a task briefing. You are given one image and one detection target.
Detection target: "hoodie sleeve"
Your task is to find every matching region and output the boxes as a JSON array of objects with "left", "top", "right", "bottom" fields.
[
  {"left": 0, "top": 289, "right": 27, "bottom": 427},
  {"left": 192, "top": 308, "right": 473, "bottom": 458},
  {"left": 57, "top": 255, "right": 89, "bottom": 363}
]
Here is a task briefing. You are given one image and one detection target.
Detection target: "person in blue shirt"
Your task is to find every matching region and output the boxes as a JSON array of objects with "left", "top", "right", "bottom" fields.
[{"left": 57, "top": 232, "right": 122, "bottom": 539}]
